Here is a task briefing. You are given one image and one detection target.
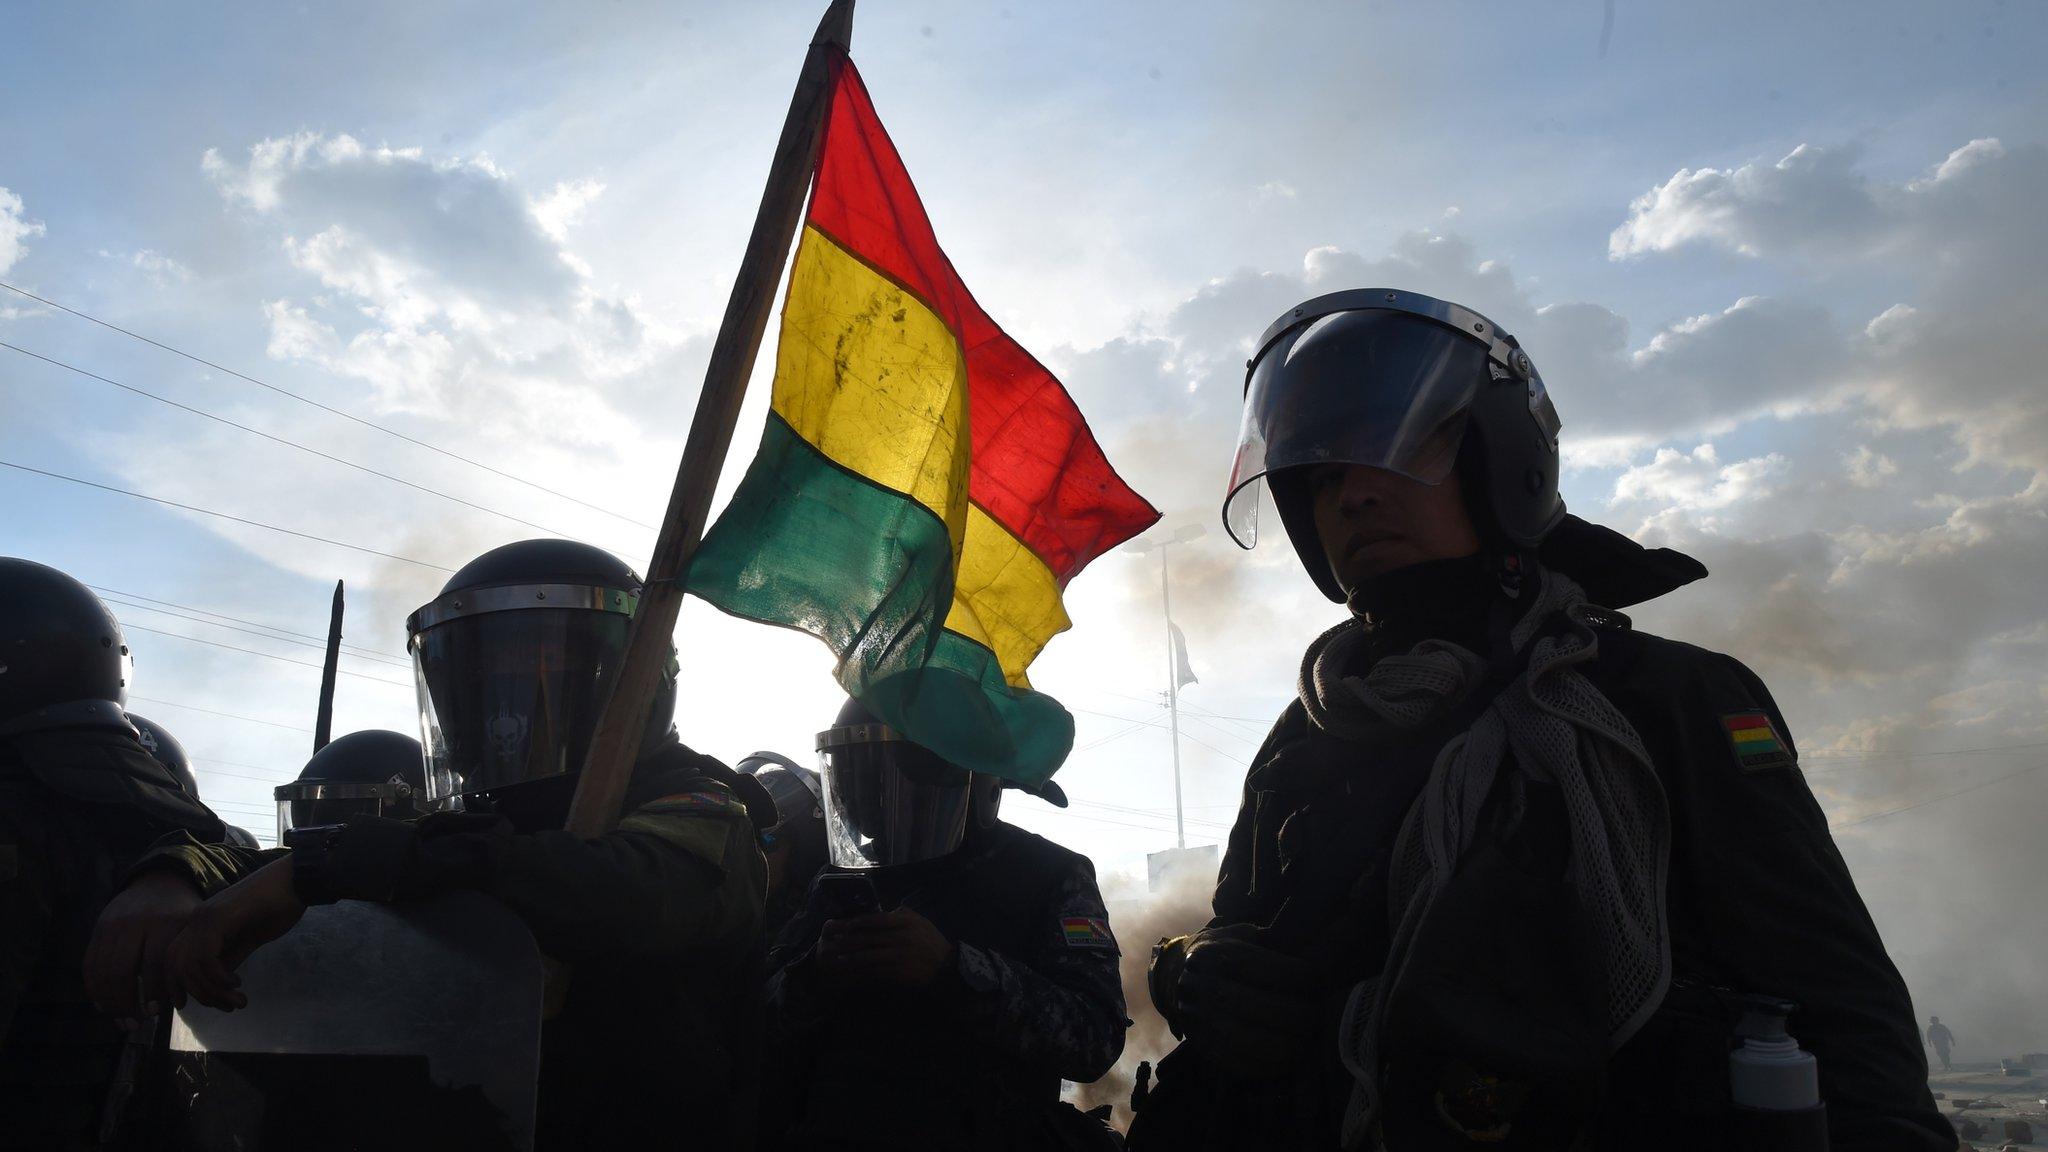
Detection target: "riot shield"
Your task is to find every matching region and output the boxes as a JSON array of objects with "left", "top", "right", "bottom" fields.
[{"left": 165, "top": 892, "right": 542, "bottom": 1151}]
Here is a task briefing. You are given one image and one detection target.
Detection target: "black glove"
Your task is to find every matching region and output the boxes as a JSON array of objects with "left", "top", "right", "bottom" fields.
[{"left": 1171, "top": 924, "right": 1323, "bottom": 1079}]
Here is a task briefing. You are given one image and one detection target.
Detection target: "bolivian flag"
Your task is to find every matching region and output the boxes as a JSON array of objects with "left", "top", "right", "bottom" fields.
[{"left": 688, "top": 56, "right": 1159, "bottom": 783}]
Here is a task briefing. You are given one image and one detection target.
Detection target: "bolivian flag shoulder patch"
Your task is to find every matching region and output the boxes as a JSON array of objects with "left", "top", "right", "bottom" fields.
[
  {"left": 1722, "top": 711, "right": 1796, "bottom": 772},
  {"left": 1060, "top": 916, "right": 1117, "bottom": 952}
]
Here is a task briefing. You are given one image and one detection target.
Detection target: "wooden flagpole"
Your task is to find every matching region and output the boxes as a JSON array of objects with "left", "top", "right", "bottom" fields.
[{"left": 562, "top": 0, "right": 855, "bottom": 840}]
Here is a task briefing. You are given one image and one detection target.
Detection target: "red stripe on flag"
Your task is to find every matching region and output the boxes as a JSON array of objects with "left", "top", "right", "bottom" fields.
[
  {"left": 807, "top": 57, "right": 1158, "bottom": 583},
  {"left": 1724, "top": 712, "right": 1773, "bottom": 732}
]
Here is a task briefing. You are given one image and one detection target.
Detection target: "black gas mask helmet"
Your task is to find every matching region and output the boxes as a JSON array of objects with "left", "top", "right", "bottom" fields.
[
  {"left": 407, "top": 539, "right": 677, "bottom": 824},
  {"left": 815, "top": 697, "right": 1003, "bottom": 869}
]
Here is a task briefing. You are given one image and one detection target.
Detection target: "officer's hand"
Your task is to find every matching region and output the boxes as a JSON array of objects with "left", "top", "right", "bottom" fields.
[
  {"left": 1177, "top": 924, "right": 1323, "bottom": 1079},
  {"left": 163, "top": 857, "right": 307, "bottom": 1012},
  {"left": 84, "top": 870, "right": 204, "bottom": 1022},
  {"left": 815, "top": 908, "right": 956, "bottom": 988}
]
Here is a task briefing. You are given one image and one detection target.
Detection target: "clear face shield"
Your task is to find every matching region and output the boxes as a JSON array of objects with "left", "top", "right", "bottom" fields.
[
  {"left": 816, "top": 722, "right": 974, "bottom": 869},
  {"left": 406, "top": 584, "right": 638, "bottom": 805},
  {"left": 273, "top": 778, "right": 417, "bottom": 840},
  {"left": 1223, "top": 291, "right": 1566, "bottom": 552}
]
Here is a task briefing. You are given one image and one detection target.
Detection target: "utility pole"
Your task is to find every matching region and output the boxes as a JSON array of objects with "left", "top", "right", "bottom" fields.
[{"left": 1124, "top": 523, "right": 1205, "bottom": 848}]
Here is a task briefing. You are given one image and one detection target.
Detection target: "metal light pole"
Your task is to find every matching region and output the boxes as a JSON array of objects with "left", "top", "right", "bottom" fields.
[{"left": 1124, "top": 523, "right": 1206, "bottom": 848}]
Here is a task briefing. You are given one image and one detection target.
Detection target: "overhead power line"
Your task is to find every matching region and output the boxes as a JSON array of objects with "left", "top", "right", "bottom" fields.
[
  {"left": 0, "top": 459, "right": 455, "bottom": 573},
  {"left": 90, "top": 586, "right": 406, "bottom": 662},
  {"left": 127, "top": 695, "right": 314, "bottom": 734},
  {"left": 0, "top": 279, "right": 655, "bottom": 532},
  {"left": 1830, "top": 762, "right": 2048, "bottom": 831},
  {"left": 98, "top": 594, "right": 413, "bottom": 669},
  {"left": 122, "top": 623, "right": 413, "bottom": 688},
  {"left": 2, "top": 340, "right": 581, "bottom": 539},
  {"left": 192, "top": 756, "right": 296, "bottom": 777}
]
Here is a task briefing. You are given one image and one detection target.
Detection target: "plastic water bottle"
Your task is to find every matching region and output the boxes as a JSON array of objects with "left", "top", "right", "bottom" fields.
[{"left": 1729, "top": 996, "right": 1830, "bottom": 1151}]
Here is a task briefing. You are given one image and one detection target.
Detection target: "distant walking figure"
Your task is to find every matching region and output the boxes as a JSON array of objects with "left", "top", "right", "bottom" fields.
[{"left": 1927, "top": 1017, "right": 1956, "bottom": 1071}]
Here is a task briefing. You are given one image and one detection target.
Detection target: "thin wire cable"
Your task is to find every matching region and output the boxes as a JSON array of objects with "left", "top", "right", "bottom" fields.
[
  {"left": 1801, "top": 740, "right": 2048, "bottom": 768},
  {"left": 127, "top": 695, "right": 314, "bottom": 734},
  {"left": 1830, "top": 763, "right": 2048, "bottom": 831},
  {"left": 89, "top": 586, "right": 407, "bottom": 661},
  {"left": 1177, "top": 729, "right": 1251, "bottom": 767},
  {"left": 2, "top": 341, "right": 583, "bottom": 539},
  {"left": 1069, "top": 798, "right": 1234, "bottom": 832},
  {"left": 1074, "top": 715, "right": 1168, "bottom": 754},
  {"left": 0, "top": 279, "right": 655, "bottom": 531},
  {"left": 0, "top": 460, "right": 455, "bottom": 573},
  {"left": 192, "top": 756, "right": 296, "bottom": 776},
  {"left": 123, "top": 623, "right": 413, "bottom": 688},
  {"left": 100, "top": 596, "right": 413, "bottom": 669},
  {"left": 1177, "top": 709, "right": 1260, "bottom": 748},
  {"left": 192, "top": 765, "right": 293, "bottom": 786}
]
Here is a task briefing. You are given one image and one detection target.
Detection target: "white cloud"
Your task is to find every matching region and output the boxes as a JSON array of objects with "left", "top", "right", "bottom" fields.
[
  {"left": 101, "top": 246, "right": 194, "bottom": 285},
  {"left": 530, "top": 177, "right": 607, "bottom": 245},
  {"left": 198, "top": 132, "right": 683, "bottom": 445},
  {"left": 1251, "top": 180, "right": 1296, "bottom": 205},
  {"left": 0, "top": 186, "right": 45, "bottom": 275},
  {"left": 1608, "top": 142, "right": 1880, "bottom": 259},
  {"left": 1844, "top": 444, "right": 1898, "bottom": 488},
  {"left": 1611, "top": 443, "right": 1788, "bottom": 520}
]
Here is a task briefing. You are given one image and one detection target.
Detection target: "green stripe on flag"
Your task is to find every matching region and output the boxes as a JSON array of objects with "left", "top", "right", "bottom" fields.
[{"left": 688, "top": 413, "right": 1074, "bottom": 782}]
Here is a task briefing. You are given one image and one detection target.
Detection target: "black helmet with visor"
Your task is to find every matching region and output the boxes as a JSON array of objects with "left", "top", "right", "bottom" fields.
[
  {"left": 406, "top": 539, "right": 676, "bottom": 808},
  {"left": 1224, "top": 289, "right": 1565, "bottom": 601},
  {"left": 815, "top": 697, "right": 1001, "bottom": 869},
  {"left": 274, "top": 728, "right": 426, "bottom": 838}
]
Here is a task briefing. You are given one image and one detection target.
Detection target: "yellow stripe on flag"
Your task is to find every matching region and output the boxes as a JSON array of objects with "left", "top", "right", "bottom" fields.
[
  {"left": 944, "top": 503, "right": 1072, "bottom": 689},
  {"left": 770, "top": 227, "right": 969, "bottom": 537},
  {"left": 1732, "top": 726, "right": 1777, "bottom": 744}
]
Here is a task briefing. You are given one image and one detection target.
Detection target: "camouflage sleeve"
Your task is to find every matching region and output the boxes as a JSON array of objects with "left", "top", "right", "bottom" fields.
[
  {"left": 948, "top": 860, "right": 1129, "bottom": 1083},
  {"left": 318, "top": 787, "right": 766, "bottom": 966},
  {"left": 121, "top": 828, "right": 279, "bottom": 897}
]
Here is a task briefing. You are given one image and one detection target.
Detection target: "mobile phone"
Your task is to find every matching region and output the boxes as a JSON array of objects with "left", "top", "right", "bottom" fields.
[{"left": 813, "top": 872, "right": 883, "bottom": 918}]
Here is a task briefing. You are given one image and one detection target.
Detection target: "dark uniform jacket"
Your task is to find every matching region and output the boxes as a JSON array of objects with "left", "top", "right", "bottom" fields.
[
  {"left": 762, "top": 821, "right": 1128, "bottom": 1151},
  {"left": 0, "top": 725, "right": 224, "bottom": 1150},
  {"left": 1133, "top": 560, "right": 1952, "bottom": 1152},
  {"left": 135, "top": 739, "right": 767, "bottom": 1151}
]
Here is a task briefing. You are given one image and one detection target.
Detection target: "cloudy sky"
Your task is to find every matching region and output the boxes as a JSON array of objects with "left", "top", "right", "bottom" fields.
[{"left": 5, "top": 1, "right": 2045, "bottom": 1050}]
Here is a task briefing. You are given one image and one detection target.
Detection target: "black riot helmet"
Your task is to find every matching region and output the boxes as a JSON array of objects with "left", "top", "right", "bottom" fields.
[
  {"left": 128, "top": 712, "right": 199, "bottom": 798},
  {"left": 223, "top": 825, "right": 262, "bottom": 849},
  {"left": 815, "top": 698, "right": 1002, "bottom": 869},
  {"left": 0, "top": 557, "right": 134, "bottom": 735},
  {"left": 739, "top": 750, "right": 829, "bottom": 904},
  {"left": 406, "top": 539, "right": 677, "bottom": 809},
  {"left": 1224, "top": 289, "right": 1565, "bottom": 602},
  {"left": 274, "top": 729, "right": 426, "bottom": 838}
]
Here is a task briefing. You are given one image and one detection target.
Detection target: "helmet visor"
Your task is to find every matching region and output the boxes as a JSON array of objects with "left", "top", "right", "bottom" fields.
[
  {"left": 1224, "top": 309, "right": 1486, "bottom": 548},
  {"left": 274, "top": 780, "right": 416, "bottom": 838},
  {"left": 817, "top": 729, "right": 972, "bottom": 869},
  {"left": 411, "top": 607, "right": 629, "bottom": 803}
]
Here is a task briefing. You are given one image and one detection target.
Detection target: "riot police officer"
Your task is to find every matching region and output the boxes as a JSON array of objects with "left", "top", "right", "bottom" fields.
[
  {"left": 0, "top": 558, "right": 222, "bottom": 1149},
  {"left": 272, "top": 729, "right": 426, "bottom": 839},
  {"left": 1128, "top": 290, "right": 1952, "bottom": 1151},
  {"left": 738, "top": 750, "right": 828, "bottom": 938},
  {"left": 128, "top": 713, "right": 197, "bottom": 800},
  {"left": 760, "top": 698, "right": 1127, "bottom": 1151},
  {"left": 93, "top": 539, "right": 772, "bottom": 1150}
]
